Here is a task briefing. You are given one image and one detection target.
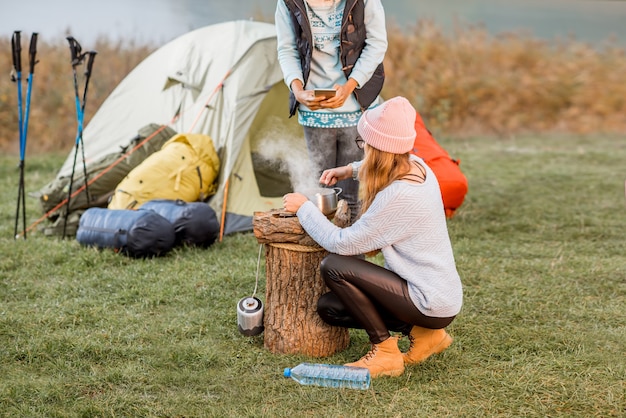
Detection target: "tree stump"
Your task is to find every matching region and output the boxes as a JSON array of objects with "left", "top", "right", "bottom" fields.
[{"left": 253, "top": 206, "right": 350, "bottom": 357}]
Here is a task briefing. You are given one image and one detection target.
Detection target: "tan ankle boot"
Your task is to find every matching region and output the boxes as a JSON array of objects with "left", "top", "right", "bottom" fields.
[
  {"left": 345, "top": 336, "right": 404, "bottom": 378},
  {"left": 403, "top": 326, "right": 453, "bottom": 365}
]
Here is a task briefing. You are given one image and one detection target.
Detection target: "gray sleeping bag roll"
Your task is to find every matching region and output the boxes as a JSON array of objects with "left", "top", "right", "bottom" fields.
[
  {"left": 76, "top": 208, "right": 176, "bottom": 257},
  {"left": 141, "top": 199, "right": 219, "bottom": 247}
]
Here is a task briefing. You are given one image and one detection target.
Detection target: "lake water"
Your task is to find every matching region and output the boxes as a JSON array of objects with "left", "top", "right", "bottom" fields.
[{"left": 2, "top": 0, "right": 626, "bottom": 48}]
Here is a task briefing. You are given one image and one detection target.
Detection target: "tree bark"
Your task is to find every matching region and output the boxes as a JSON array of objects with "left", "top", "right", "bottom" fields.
[{"left": 253, "top": 206, "right": 351, "bottom": 357}]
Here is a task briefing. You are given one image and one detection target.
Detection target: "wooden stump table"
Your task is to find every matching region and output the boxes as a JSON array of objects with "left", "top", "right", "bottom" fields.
[{"left": 252, "top": 202, "right": 351, "bottom": 357}]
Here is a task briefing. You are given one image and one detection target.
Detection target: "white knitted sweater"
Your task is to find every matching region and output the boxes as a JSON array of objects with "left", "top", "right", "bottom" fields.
[{"left": 297, "top": 157, "right": 463, "bottom": 318}]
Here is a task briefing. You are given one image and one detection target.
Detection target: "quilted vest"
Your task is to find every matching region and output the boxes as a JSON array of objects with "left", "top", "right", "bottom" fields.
[{"left": 283, "top": 0, "right": 385, "bottom": 116}]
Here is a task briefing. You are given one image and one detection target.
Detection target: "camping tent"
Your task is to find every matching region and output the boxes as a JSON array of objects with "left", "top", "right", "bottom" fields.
[{"left": 40, "top": 20, "right": 305, "bottom": 236}]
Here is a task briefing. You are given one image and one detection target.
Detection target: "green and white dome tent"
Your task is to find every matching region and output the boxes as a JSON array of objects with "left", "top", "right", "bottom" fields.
[{"left": 34, "top": 20, "right": 304, "bottom": 239}]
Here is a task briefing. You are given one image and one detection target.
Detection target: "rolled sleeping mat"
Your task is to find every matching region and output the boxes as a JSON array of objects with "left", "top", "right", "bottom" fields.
[
  {"left": 76, "top": 207, "right": 175, "bottom": 257},
  {"left": 141, "top": 199, "right": 219, "bottom": 247}
]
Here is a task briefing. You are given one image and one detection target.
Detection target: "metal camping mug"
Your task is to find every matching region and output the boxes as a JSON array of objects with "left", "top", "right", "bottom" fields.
[{"left": 304, "top": 187, "right": 342, "bottom": 216}]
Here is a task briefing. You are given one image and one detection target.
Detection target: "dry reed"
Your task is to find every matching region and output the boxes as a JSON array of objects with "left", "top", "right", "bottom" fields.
[
  {"left": 1, "top": 22, "right": 625, "bottom": 155},
  {"left": 0, "top": 35, "right": 152, "bottom": 155},
  {"left": 383, "top": 20, "right": 626, "bottom": 137}
]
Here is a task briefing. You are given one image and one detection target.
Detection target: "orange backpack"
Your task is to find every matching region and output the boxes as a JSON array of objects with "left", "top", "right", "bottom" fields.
[{"left": 411, "top": 112, "right": 468, "bottom": 218}]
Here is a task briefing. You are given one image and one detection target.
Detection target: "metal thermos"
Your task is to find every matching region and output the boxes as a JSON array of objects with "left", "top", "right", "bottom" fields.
[{"left": 237, "top": 296, "right": 264, "bottom": 336}]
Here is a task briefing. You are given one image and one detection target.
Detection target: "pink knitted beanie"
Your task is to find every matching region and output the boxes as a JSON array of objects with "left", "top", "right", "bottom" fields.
[{"left": 357, "top": 96, "right": 417, "bottom": 154}]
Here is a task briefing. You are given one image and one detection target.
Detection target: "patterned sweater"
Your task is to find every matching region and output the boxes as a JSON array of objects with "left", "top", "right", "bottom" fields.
[
  {"left": 275, "top": 0, "right": 387, "bottom": 127},
  {"left": 296, "top": 156, "right": 463, "bottom": 317}
]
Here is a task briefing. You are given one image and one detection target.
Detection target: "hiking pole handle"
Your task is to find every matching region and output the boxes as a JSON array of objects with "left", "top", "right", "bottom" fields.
[
  {"left": 28, "top": 32, "right": 39, "bottom": 74},
  {"left": 85, "top": 51, "right": 97, "bottom": 77},
  {"left": 79, "top": 51, "right": 97, "bottom": 113},
  {"left": 11, "top": 31, "right": 22, "bottom": 80},
  {"left": 66, "top": 36, "right": 84, "bottom": 66}
]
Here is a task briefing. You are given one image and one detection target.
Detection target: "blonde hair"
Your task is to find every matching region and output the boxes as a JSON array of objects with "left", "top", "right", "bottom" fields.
[{"left": 358, "top": 146, "right": 411, "bottom": 215}]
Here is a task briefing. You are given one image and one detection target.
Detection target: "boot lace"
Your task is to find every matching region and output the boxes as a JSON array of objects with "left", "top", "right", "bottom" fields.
[
  {"left": 360, "top": 344, "right": 379, "bottom": 362},
  {"left": 407, "top": 333, "right": 416, "bottom": 352}
]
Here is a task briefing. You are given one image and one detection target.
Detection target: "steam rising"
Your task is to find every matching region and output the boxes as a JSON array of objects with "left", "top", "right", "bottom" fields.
[{"left": 252, "top": 117, "right": 321, "bottom": 193}]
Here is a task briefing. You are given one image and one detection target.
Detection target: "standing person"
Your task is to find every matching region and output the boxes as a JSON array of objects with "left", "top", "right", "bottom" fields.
[
  {"left": 275, "top": 0, "right": 387, "bottom": 220},
  {"left": 283, "top": 97, "right": 463, "bottom": 378}
]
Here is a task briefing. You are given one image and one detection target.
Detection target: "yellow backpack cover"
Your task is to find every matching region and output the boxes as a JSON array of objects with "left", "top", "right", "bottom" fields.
[{"left": 108, "top": 133, "right": 220, "bottom": 209}]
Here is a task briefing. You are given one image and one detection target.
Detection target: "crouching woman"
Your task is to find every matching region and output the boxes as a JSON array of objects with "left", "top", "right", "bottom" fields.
[{"left": 283, "top": 96, "right": 463, "bottom": 378}]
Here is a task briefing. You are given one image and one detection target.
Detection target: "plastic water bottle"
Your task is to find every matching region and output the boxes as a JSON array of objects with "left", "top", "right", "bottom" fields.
[{"left": 283, "top": 363, "right": 370, "bottom": 390}]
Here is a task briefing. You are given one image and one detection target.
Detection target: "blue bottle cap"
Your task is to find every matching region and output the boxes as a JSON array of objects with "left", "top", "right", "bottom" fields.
[{"left": 284, "top": 368, "right": 291, "bottom": 378}]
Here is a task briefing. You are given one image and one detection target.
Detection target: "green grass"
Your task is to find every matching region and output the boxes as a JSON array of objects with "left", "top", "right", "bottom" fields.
[{"left": 1, "top": 134, "right": 625, "bottom": 417}]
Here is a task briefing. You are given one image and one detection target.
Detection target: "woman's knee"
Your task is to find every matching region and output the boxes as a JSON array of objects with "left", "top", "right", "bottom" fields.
[
  {"left": 316, "top": 292, "right": 336, "bottom": 323},
  {"left": 320, "top": 253, "right": 344, "bottom": 280},
  {"left": 317, "top": 291, "right": 358, "bottom": 328}
]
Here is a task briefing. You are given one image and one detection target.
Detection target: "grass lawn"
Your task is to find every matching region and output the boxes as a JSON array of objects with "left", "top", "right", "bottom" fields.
[{"left": 0, "top": 134, "right": 624, "bottom": 417}]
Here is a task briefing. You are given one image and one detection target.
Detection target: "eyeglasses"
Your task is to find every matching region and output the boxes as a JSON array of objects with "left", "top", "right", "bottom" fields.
[{"left": 355, "top": 137, "right": 365, "bottom": 149}]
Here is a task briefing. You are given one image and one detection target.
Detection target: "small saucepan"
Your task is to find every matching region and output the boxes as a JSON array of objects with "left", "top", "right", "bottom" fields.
[{"left": 302, "top": 187, "right": 343, "bottom": 216}]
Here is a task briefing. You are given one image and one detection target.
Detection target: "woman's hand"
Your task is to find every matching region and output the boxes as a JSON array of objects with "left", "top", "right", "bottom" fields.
[
  {"left": 291, "top": 78, "right": 358, "bottom": 110},
  {"left": 294, "top": 89, "right": 326, "bottom": 110},
  {"left": 320, "top": 79, "right": 358, "bottom": 109},
  {"left": 283, "top": 192, "right": 309, "bottom": 213},
  {"left": 319, "top": 165, "right": 352, "bottom": 186},
  {"left": 291, "top": 79, "right": 326, "bottom": 110}
]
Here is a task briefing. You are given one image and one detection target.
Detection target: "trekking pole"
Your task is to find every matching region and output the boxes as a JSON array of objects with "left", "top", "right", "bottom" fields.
[
  {"left": 63, "top": 36, "right": 94, "bottom": 238},
  {"left": 63, "top": 36, "right": 84, "bottom": 238},
  {"left": 17, "top": 33, "right": 39, "bottom": 239},
  {"left": 23, "top": 32, "right": 39, "bottom": 153},
  {"left": 11, "top": 30, "right": 25, "bottom": 239},
  {"left": 78, "top": 51, "right": 97, "bottom": 202}
]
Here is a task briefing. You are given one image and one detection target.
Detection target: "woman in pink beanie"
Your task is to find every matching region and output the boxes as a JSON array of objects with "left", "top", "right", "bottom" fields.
[{"left": 284, "top": 97, "right": 463, "bottom": 378}]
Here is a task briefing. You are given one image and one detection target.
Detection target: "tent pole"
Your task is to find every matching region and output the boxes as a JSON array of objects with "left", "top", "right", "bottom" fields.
[{"left": 219, "top": 179, "right": 229, "bottom": 242}]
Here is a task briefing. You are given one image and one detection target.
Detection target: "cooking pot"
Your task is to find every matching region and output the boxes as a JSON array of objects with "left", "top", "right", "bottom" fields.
[{"left": 303, "top": 187, "right": 342, "bottom": 216}]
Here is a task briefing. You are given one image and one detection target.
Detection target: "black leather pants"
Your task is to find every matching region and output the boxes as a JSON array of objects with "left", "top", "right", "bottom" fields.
[{"left": 317, "top": 254, "right": 455, "bottom": 344}]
